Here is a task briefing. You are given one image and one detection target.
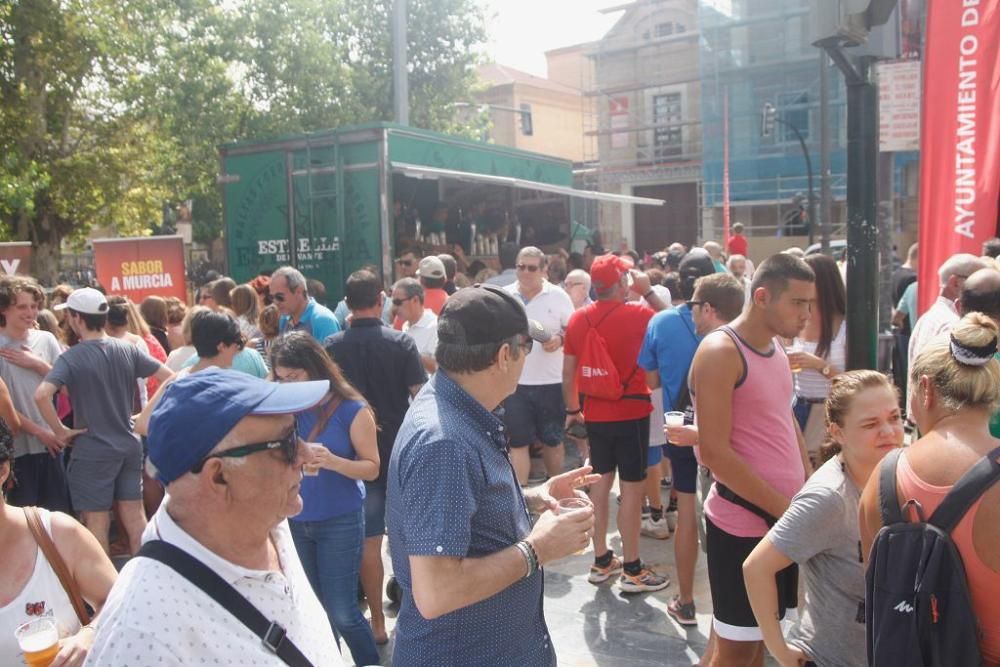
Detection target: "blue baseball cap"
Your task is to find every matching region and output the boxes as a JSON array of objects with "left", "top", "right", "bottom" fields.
[{"left": 147, "top": 368, "right": 329, "bottom": 485}]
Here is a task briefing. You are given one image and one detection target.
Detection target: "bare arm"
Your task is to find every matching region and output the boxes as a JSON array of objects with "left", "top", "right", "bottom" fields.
[
  {"left": 319, "top": 407, "right": 379, "bottom": 481},
  {"left": 0, "top": 378, "right": 20, "bottom": 434},
  {"left": 562, "top": 353, "right": 579, "bottom": 411},
  {"left": 743, "top": 538, "right": 810, "bottom": 667},
  {"left": 34, "top": 382, "right": 76, "bottom": 444},
  {"left": 134, "top": 375, "right": 176, "bottom": 436},
  {"left": 645, "top": 369, "right": 661, "bottom": 390},
  {"left": 794, "top": 416, "right": 812, "bottom": 479},
  {"left": 152, "top": 364, "right": 173, "bottom": 383},
  {"left": 50, "top": 511, "right": 117, "bottom": 666},
  {"left": 692, "top": 336, "right": 791, "bottom": 519}
]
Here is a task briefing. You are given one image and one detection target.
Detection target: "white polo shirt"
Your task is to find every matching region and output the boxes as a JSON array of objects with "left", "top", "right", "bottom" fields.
[
  {"left": 505, "top": 280, "right": 575, "bottom": 385},
  {"left": 403, "top": 308, "right": 439, "bottom": 359},
  {"left": 85, "top": 504, "right": 344, "bottom": 666}
]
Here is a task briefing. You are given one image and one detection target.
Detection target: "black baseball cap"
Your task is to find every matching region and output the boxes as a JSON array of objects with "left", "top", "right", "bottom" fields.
[{"left": 437, "top": 284, "right": 531, "bottom": 346}]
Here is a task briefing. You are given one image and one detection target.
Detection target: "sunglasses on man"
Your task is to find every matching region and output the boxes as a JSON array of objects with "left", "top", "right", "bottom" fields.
[
  {"left": 516, "top": 264, "right": 541, "bottom": 272},
  {"left": 189, "top": 430, "right": 298, "bottom": 474},
  {"left": 391, "top": 296, "right": 414, "bottom": 307}
]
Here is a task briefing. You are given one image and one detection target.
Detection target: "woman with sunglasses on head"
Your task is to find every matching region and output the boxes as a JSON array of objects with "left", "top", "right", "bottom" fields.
[
  {"left": 744, "top": 370, "right": 903, "bottom": 667},
  {"left": 270, "top": 331, "right": 382, "bottom": 666}
]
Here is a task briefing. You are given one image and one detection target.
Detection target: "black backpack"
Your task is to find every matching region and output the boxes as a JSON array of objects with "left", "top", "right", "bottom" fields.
[{"left": 866, "top": 446, "right": 1000, "bottom": 666}]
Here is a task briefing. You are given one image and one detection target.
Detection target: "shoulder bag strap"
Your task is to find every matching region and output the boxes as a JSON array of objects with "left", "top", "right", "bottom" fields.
[
  {"left": 305, "top": 394, "right": 343, "bottom": 443},
  {"left": 929, "top": 445, "right": 1000, "bottom": 533},
  {"left": 877, "top": 448, "right": 905, "bottom": 526},
  {"left": 23, "top": 507, "right": 92, "bottom": 626},
  {"left": 138, "top": 540, "right": 314, "bottom": 667}
]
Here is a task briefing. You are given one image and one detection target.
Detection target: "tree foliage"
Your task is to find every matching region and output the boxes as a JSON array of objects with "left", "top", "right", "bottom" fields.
[{"left": 0, "top": 0, "right": 487, "bottom": 281}]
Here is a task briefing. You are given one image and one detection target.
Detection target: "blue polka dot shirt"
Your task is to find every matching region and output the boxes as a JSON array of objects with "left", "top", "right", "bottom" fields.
[{"left": 387, "top": 371, "right": 555, "bottom": 666}]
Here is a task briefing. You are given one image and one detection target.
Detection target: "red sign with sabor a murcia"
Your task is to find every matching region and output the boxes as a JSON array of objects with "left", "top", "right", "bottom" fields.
[
  {"left": 917, "top": 1, "right": 1000, "bottom": 315},
  {"left": 93, "top": 236, "right": 187, "bottom": 303}
]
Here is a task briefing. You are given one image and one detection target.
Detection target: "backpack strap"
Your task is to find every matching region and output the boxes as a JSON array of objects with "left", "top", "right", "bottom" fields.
[
  {"left": 138, "top": 540, "right": 315, "bottom": 667},
  {"left": 928, "top": 445, "right": 1000, "bottom": 534},
  {"left": 877, "top": 448, "right": 905, "bottom": 526}
]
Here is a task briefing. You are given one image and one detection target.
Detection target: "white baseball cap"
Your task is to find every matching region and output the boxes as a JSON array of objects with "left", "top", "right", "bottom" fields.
[
  {"left": 417, "top": 256, "right": 446, "bottom": 280},
  {"left": 53, "top": 287, "right": 109, "bottom": 315}
]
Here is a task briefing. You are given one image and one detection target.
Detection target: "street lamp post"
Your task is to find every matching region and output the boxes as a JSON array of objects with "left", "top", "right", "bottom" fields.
[{"left": 762, "top": 103, "right": 816, "bottom": 247}]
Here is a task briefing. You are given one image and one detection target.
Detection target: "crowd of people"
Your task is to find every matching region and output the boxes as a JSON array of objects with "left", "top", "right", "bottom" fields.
[{"left": 1, "top": 227, "right": 999, "bottom": 667}]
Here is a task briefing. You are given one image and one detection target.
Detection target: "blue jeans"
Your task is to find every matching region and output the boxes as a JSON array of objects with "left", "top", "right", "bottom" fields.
[{"left": 290, "top": 510, "right": 380, "bottom": 666}]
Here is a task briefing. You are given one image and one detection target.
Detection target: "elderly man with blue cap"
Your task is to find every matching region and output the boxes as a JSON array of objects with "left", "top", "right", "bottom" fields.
[{"left": 85, "top": 369, "right": 346, "bottom": 667}]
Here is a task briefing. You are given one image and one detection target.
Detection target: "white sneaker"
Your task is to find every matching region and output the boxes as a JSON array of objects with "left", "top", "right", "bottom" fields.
[{"left": 641, "top": 514, "right": 671, "bottom": 540}]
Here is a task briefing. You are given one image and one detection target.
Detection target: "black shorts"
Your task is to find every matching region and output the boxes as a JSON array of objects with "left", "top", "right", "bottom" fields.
[
  {"left": 664, "top": 443, "right": 698, "bottom": 494},
  {"left": 503, "top": 383, "right": 565, "bottom": 448},
  {"left": 7, "top": 453, "right": 71, "bottom": 513},
  {"left": 586, "top": 417, "right": 649, "bottom": 482},
  {"left": 706, "top": 517, "right": 798, "bottom": 641}
]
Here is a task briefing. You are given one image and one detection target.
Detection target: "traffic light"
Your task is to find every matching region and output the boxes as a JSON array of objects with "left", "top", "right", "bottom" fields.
[
  {"left": 761, "top": 103, "right": 777, "bottom": 138},
  {"left": 520, "top": 104, "right": 533, "bottom": 136},
  {"left": 809, "top": 0, "right": 898, "bottom": 48}
]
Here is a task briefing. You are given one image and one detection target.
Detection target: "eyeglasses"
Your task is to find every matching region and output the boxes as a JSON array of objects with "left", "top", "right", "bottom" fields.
[
  {"left": 686, "top": 300, "right": 707, "bottom": 309},
  {"left": 517, "top": 335, "right": 533, "bottom": 354},
  {"left": 271, "top": 293, "right": 286, "bottom": 303},
  {"left": 392, "top": 296, "right": 413, "bottom": 307},
  {"left": 516, "top": 264, "right": 540, "bottom": 272},
  {"left": 190, "top": 431, "right": 299, "bottom": 474}
]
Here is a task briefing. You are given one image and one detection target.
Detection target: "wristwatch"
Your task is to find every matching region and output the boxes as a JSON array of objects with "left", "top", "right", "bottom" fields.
[{"left": 821, "top": 364, "right": 832, "bottom": 378}]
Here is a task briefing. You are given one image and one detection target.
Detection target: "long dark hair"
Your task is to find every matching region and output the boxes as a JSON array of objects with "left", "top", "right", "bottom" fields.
[
  {"left": 269, "top": 331, "right": 366, "bottom": 405},
  {"left": 805, "top": 254, "right": 846, "bottom": 360}
]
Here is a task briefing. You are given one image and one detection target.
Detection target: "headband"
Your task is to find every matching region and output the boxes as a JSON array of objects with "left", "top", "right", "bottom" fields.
[{"left": 950, "top": 333, "right": 998, "bottom": 367}]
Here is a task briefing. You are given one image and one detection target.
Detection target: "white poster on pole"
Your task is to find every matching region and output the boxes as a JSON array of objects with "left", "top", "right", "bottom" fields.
[{"left": 878, "top": 60, "right": 921, "bottom": 153}]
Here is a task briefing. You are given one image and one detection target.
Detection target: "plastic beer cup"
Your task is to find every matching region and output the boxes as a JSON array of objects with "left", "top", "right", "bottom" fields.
[
  {"left": 557, "top": 497, "right": 593, "bottom": 555},
  {"left": 15, "top": 618, "right": 59, "bottom": 667},
  {"left": 664, "top": 411, "right": 685, "bottom": 444}
]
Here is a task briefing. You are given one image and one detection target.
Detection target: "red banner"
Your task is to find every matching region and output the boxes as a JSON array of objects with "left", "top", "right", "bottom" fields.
[
  {"left": 0, "top": 243, "right": 32, "bottom": 276},
  {"left": 917, "top": 1, "right": 1000, "bottom": 314},
  {"left": 93, "top": 236, "right": 188, "bottom": 303}
]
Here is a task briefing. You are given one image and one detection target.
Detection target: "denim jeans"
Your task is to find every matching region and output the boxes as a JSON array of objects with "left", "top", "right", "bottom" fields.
[
  {"left": 793, "top": 397, "right": 812, "bottom": 432},
  {"left": 290, "top": 509, "right": 381, "bottom": 666}
]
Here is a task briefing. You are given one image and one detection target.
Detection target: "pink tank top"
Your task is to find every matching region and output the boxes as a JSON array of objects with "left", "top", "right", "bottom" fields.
[
  {"left": 896, "top": 452, "right": 1000, "bottom": 662},
  {"left": 700, "top": 327, "right": 806, "bottom": 537}
]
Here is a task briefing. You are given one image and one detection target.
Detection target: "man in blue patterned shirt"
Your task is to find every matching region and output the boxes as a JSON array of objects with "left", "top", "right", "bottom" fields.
[{"left": 387, "top": 285, "right": 598, "bottom": 666}]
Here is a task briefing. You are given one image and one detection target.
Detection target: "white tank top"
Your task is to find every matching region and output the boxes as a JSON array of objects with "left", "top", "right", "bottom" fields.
[{"left": 0, "top": 509, "right": 82, "bottom": 659}]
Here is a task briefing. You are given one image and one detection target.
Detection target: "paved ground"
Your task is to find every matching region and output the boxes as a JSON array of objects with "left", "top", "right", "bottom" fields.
[{"left": 362, "top": 444, "right": 718, "bottom": 667}]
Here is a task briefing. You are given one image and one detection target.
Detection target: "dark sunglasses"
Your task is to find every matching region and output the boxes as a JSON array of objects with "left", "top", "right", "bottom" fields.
[
  {"left": 686, "top": 300, "right": 708, "bottom": 309},
  {"left": 271, "top": 293, "right": 286, "bottom": 303},
  {"left": 190, "top": 431, "right": 298, "bottom": 474},
  {"left": 516, "top": 264, "right": 540, "bottom": 272},
  {"left": 392, "top": 296, "right": 413, "bottom": 307}
]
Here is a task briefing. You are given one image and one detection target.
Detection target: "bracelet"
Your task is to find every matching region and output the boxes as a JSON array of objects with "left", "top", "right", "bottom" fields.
[
  {"left": 565, "top": 408, "right": 582, "bottom": 415},
  {"left": 644, "top": 290, "right": 655, "bottom": 300},
  {"left": 514, "top": 539, "right": 538, "bottom": 578}
]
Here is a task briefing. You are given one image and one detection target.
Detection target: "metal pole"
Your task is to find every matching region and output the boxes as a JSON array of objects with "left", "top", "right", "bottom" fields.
[
  {"left": 843, "top": 56, "right": 879, "bottom": 370},
  {"left": 777, "top": 120, "right": 816, "bottom": 248},
  {"left": 392, "top": 0, "right": 409, "bottom": 125},
  {"left": 819, "top": 50, "right": 833, "bottom": 253}
]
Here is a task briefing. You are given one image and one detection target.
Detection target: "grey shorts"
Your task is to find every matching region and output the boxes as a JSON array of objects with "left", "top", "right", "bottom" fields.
[{"left": 67, "top": 447, "right": 143, "bottom": 512}]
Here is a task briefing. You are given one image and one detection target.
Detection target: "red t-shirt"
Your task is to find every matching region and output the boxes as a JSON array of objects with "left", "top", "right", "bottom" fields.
[
  {"left": 564, "top": 300, "right": 654, "bottom": 423},
  {"left": 727, "top": 234, "right": 748, "bottom": 257}
]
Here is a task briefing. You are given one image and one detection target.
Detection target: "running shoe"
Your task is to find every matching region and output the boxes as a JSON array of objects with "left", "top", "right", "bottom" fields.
[
  {"left": 587, "top": 554, "right": 624, "bottom": 584},
  {"left": 641, "top": 514, "right": 670, "bottom": 539},
  {"left": 619, "top": 565, "right": 670, "bottom": 593},
  {"left": 667, "top": 596, "right": 698, "bottom": 626}
]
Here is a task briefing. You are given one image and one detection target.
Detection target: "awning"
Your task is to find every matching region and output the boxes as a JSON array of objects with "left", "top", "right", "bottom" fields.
[{"left": 390, "top": 162, "right": 666, "bottom": 207}]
